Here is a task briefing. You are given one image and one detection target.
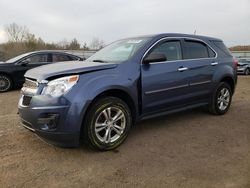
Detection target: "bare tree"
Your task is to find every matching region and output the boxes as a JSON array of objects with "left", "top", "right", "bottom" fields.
[
  {"left": 68, "top": 38, "right": 81, "bottom": 50},
  {"left": 4, "top": 23, "right": 29, "bottom": 42},
  {"left": 89, "top": 37, "right": 105, "bottom": 50},
  {"left": 82, "top": 42, "right": 89, "bottom": 50},
  {"left": 57, "top": 39, "right": 69, "bottom": 50}
]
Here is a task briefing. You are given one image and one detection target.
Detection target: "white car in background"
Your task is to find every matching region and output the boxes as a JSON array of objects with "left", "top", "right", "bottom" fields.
[{"left": 237, "top": 58, "right": 250, "bottom": 75}]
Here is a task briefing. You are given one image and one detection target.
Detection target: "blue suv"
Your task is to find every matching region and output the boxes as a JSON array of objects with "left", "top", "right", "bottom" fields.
[{"left": 18, "top": 33, "right": 237, "bottom": 150}]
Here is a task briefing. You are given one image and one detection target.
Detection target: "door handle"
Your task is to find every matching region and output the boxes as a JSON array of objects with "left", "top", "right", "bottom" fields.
[
  {"left": 211, "top": 62, "right": 218, "bottom": 66},
  {"left": 178, "top": 67, "right": 188, "bottom": 72}
]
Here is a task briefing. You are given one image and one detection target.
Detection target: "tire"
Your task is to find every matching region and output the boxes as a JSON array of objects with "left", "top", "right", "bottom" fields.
[
  {"left": 208, "top": 82, "right": 232, "bottom": 115},
  {"left": 0, "top": 74, "right": 13, "bottom": 92},
  {"left": 83, "top": 97, "right": 132, "bottom": 151},
  {"left": 245, "top": 68, "right": 250, "bottom": 75}
]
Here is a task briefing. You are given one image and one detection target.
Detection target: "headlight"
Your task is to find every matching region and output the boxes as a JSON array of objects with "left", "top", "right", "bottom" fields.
[{"left": 42, "top": 75, "right": 79, "bottom": 97}]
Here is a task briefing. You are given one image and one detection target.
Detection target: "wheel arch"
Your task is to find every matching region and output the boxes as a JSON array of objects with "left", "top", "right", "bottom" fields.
[
  {"left": 220, "top": 76, "right": 235, "bottom": 93},
  {"left": 0, "top": 72, "right": 14, "bottom": 89},
  {"left": 0, "top": 72, "right": 13, "bottom": 80},
  {"left": 79, "top": 88, "right": 137, "bottom": 139}
]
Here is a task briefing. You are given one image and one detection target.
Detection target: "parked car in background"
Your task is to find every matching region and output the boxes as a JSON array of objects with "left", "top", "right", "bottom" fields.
[
  {"left": 18, "top": 33, "right": 237, "bottom": 150},
  {"left": 237, "top": 58, "right": 250, "bottom": 75},
  {"left": 64, "top": 50, "right": 96, "bottom": 59},
  {"left": 0, "top": 51, "right": 83, "bottom": 92}
]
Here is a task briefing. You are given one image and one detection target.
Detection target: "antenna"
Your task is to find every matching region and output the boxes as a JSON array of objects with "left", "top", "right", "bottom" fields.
[{"left": 194, "top": 30, "right": 197, "bottom": 35}]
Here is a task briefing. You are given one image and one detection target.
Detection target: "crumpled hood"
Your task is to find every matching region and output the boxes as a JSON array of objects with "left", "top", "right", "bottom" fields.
[
  {"left": 25, "top": 61, "right": 118, "bottom": 82},
  {"left": 238, "top": 62, "right": 248, "bottom": 66}
]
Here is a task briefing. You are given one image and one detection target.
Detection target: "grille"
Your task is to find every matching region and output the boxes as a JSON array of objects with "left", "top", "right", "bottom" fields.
[{"left": 22, "top": 96, "right": 32, "bottom": 106}]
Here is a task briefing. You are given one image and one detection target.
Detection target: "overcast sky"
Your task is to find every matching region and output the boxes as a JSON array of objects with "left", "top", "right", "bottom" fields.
[{"left": 0, "top": 0, "right": 249, "bottom": 47}]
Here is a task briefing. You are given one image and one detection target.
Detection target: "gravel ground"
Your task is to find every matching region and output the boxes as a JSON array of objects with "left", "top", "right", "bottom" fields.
[{"left": 0, "top": 76, "right": 250, "bottom": 188}]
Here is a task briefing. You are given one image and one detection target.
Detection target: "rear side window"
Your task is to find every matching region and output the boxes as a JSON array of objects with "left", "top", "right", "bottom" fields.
[
  {"left": 150, "top": 40, "right": 182, "bottom": 61},
  {"left": 184, "top": 40, "right": 209, "bottom": 59},
  {"left": 68, "top": 55, "right": 80, "bottom": 60},
  {"left": 52, "top": 54, "right": 71, "bottom": 62},
  {"left": 212, "top": 41, "right": 232, "bottom": 57}
]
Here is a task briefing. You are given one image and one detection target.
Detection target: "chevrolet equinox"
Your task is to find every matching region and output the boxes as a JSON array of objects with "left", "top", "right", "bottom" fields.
[{"left": 18, "top": 33, "right": 237, "bottom": 150}]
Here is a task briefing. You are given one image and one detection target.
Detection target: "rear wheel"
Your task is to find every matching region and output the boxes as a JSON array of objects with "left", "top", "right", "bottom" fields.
[
  {"left": 83, "top": 97, "right": 132, "bottom": 151},
  {"left": 208, "top": 82, "right": 232, "bottom": 115},
  {"left": 0, "top": 74, "right": 12, "bottom": 92}
]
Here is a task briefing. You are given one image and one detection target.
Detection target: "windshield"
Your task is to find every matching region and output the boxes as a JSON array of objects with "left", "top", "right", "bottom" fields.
[
  {"left": 239, "top": 59, "right": 250, "bottom": 64},
  {"left": 87, "top": 37, "right": 151, "bottom": 63},
  {"left": 6, "top": 52, "right": 32, "bottom": 63}
]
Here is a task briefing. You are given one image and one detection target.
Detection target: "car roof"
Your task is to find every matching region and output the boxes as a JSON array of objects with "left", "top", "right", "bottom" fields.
[
  {"left": 155, "top": 33, "right": 222, "bottom": 41},
  {"left": 125, "top": 33, "right": 221, "bottom": 41},
  {"left": 26, "top": 50, "right": 79, "bottom": 56}
]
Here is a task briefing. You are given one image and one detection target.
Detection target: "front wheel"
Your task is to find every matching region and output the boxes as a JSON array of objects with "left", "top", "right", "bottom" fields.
[
  {"left": 83, "top": 97, "right": 132, "bottom": 151},
  {"left": 0, "top": 74, "right": 13, "bottom": 92},
  {"left": 208, "top": 82, "right": 232, "bottom": 115}
]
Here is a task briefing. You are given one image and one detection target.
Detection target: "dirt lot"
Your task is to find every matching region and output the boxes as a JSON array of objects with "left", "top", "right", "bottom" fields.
[{"left": 0, "top": 76, "right": 250, "bottom": 188}]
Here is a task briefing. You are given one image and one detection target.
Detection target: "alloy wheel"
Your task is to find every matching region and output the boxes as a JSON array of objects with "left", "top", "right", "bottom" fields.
[
  {"left": 217, "top": 87, "right": 230, "bottom": 111},
  {"left": 94, "top": 107, "right": 126, "bottom": 144},
  {"left": 0, "top": 75, "right": 11, "bottom": 92}
]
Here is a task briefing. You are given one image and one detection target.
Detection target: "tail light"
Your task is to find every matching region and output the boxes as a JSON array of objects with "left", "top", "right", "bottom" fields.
[{"left": 233, "top": 58, "right": 238, "bottom": 68}]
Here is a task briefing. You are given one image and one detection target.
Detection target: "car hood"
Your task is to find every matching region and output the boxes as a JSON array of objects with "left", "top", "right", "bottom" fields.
[
  {"left": 0, "top": 61, "right": 13, "bottom": 65},
  {"left": 25, "top": 61, "right": 118, "bottom": 82}
]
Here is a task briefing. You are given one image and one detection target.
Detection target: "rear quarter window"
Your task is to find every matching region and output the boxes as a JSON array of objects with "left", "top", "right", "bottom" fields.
[
  {"left": 211, "top": 41, "right": 232, "bottom": 57},
  {"left": 208, "top": 47, "right": 216, "bottom": 58}
]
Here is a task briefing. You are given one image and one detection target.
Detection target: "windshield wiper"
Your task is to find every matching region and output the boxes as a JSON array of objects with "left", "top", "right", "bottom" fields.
[{"left": 92, "top": 59, "right": 108, "bottom": 63}]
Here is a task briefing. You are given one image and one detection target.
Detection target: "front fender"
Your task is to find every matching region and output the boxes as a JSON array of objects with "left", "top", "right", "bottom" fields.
[{"left": 64, "top": 70, "right": 139, "bottom": 132}]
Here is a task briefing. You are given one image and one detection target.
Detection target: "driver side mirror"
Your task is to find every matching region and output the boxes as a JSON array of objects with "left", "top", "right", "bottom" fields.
[
  {"left": 20, "top": 59, "right": 31, "bottom": 66},
  {"left": 143, "top": 53, "right": 167, "bottom": 64}
]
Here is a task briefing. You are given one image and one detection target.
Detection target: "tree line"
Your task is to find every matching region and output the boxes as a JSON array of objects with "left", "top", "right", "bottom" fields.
[{"left": 0, "top": 23, "right": 105, "bottom": 61}]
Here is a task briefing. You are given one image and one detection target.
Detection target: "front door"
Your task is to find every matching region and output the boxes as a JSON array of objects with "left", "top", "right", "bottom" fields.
[
  {"left": 14, "top": 53, "right": 50, "bottom": 84},
  {"left": 141, "top": 39, "right": 191, "bottom": 114}
]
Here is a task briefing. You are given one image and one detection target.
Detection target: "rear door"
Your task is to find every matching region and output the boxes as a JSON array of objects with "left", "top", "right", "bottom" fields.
[
  {"left": 182, "top": 39, "right": 217, "bottom": 100},
  {"left": 141, "top": 39, "right": 191, "bottom": 114}
]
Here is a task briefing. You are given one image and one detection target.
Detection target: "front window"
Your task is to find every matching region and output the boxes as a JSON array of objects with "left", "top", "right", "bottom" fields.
[
  {"left": 149, "top": 40, "right": 182, "bottom": 61},
  {"left": 23, "top": 54, "right": 48, "bottom": 63},
  {"left": 6, "top": 52, "right": 32, "bottom": 63},
  {"left": 87, "top": 37, "right": 151, "bottom": 63}
]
